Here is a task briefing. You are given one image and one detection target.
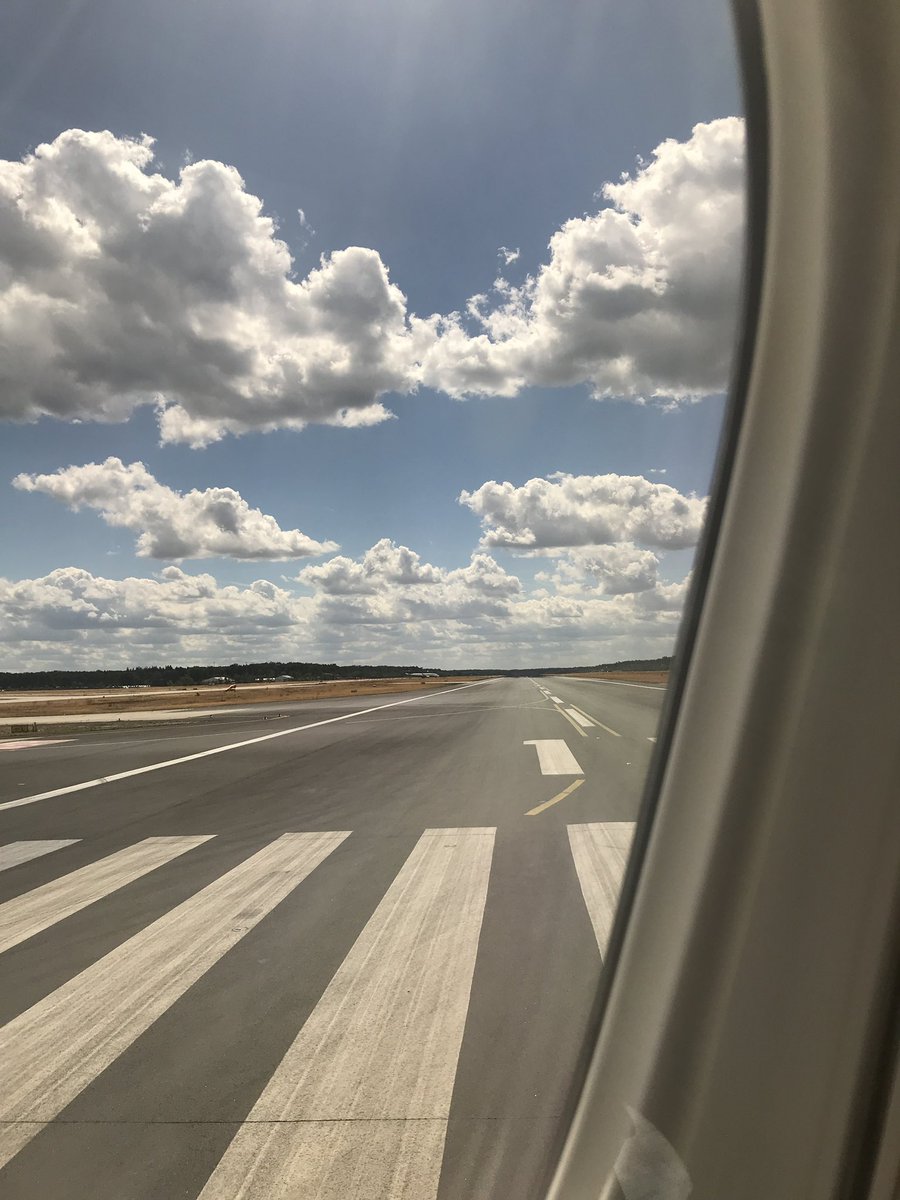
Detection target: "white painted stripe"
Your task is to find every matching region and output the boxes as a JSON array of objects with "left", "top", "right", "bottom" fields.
[
  {"left": 647, "top": 736, "right": 657, "bottom": 742},
  {"left": 568, "top": 822, "right": 636, "bottom": 956},
  {"left": 565, "top": 707, "right": 595, "bottom": 728},
  {"left": 563, "top": 703, "right": 621, "bottom": 738},
  {"left": 593, "top": 719, "right": 622, "bottom": 738},
  {"left": 0, "top": 836, "right": 212, "bottom": 955},
  {"left": 0, "top": 831, "right": 348, "bottom": 1170},
  {"left": 524, "top": 739, "right": 584, "bottom": 775},
  {"left": 0, "top": 739, "right": 73, "bottom": 752},
  {"left": 555, "top": 676, "right": 665, "bottom": 691},
  {"left": 0, "top": 839, "right": 80, "bottom": 873},
  {"left": 549, "top": 695, "right": 563, "bottom": 704},
  {"left": 0, "top": 681, "right": 492, "bottom": 814},
  {"left": 199, "top": 827, "right": 495, "bottom": 1200},
  {"left": 554, "top": 704, "right": 588, "bottom": 738}
]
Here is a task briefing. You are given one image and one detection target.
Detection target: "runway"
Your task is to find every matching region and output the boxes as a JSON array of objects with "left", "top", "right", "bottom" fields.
[{"left": 0, "top": 675, "right": 664, "bottom": 1199}]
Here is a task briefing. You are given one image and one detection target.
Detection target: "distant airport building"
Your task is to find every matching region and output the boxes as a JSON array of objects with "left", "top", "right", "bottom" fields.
[{"left": 200, "top": 676, "right": 233, "bottom": 684}]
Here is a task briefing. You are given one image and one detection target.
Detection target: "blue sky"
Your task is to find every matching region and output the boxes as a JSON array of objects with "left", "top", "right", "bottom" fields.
[{"left": 0, "top": 0, "right": 743, "bottom": 669}]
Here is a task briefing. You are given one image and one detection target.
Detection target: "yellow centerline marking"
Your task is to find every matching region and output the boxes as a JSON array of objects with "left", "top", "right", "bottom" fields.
[{"left": 526, "top": 778, "right": 585, "bottom": 816}]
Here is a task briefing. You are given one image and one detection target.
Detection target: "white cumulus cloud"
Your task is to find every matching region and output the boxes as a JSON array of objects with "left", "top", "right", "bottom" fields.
[
  {"left": 536, "top": 544, "right": 661, "bottom": 595},
  {"left": 0, "top": 129, "right": 423, "bottom": 445},
  {"left": 0, "top": 120, "right": 744, "bottom": 445},
  {"left": 419, "top": 117, "right": 744, "bottom": 403},
  {"left": 12, "top": 457, "right": 338, "bottom": 561},
  {"left": 0, "top": 566, "right": 305, "bottom": 653},
  {"left": 459, "top": 472, "right": 706, "bottom": 551},
  {"left": 296, "top": 539, "right": 521, "bottom": 616}
]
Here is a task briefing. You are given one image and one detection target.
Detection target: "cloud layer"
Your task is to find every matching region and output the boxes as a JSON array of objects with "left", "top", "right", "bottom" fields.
[
  {"left": 3, "top": 464, "right": 704, "bottom": 666},
  {"left": 0, "top": 540, "right": 689, "bottom": 670},
  {"left": 0, "top": 120, "right": 743, "bottom": 444},
  {"left": 536, "top": 544, "right": 663, "bottom": 596},
  {"left": 459, "top": 472, "right": 706, "bottom": 551},
  {"left": 13, "top": 458, "right": 338, "bottom": 561}
]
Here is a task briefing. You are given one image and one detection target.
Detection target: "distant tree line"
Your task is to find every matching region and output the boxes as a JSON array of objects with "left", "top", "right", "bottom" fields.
[
  {"left": 0, "top": 662, "right": 442, "bottom": 691},
  {"left": 0, "top": 656, "right": 672, "bottom": 691},
  {"left": 595, "top": 656, "right": 672, "bottom": 672},
  {"left": 502, "top": 656, "right": 672, "bottom": 677}
]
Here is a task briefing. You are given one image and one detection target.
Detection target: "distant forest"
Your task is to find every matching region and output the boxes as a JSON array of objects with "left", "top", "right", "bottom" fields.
[{"left": 0, "top": 656, "right": 672, "bottom": 691}]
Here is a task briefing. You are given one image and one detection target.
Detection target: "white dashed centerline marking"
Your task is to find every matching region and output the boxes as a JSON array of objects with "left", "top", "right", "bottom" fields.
[
  {"left": 563, "top": 703, "right": 621, "bottom": 738},
  {"left": 524, "top": 740, "right": 584, "bottom": 775},
  {"left": 565, "top": 708, "right": 595, "bottom": 728}
]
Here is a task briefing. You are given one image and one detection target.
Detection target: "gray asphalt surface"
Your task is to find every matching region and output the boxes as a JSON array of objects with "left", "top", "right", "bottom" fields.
[{"left": 0, "top": 676, "right": 665, "bottom": 1199}]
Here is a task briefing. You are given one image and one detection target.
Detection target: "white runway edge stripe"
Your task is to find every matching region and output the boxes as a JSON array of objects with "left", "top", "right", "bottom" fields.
[
  {"left": 554, "top": 676, "right": 664, "bottom": 691},
  {"left": 0, "top": 839, "right": 80, "bottom": 873},
  {"left": 568, "top": 823, "right": 635, "bottom": 956},
  {"left": 199, "top": 827, "right": 496, "bottom": 1200},
  {"left": 0, "top": 680, "right": 492, "bottom": 813},
  {"left": 524, "top": 739, "right": 584, "bottom": 775},
  {"left": 0, "top": 831, "right": 348, "bottom": 1171},
  {"left": 0, "top": 836, "right": 211, "bottom": 955}
]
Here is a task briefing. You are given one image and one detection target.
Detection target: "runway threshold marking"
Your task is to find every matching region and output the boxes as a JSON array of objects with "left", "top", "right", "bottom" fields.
[
  {"left": 0, "top": 836, "right": 212, "bottom": 955},
  {"left": 568, "top": 823, "right": 636, "bottom": 956},
  {"left": 199, "top": 828, "right": 495, "bottom": 1200},
  {"left": 526, "top": 778, "right": 585, "bottom": 816},
  {"left": 0, "top": 679, "right": 492, "bottom": 814},
  {"left": 0, "top": 831, "right": 349, "bottom": 1171},
  {"left": 0, "top": 839, "right": 80, "bottom": 873},
  {"left": 524, "top": 739, "right": 584, "bottom": 775}
]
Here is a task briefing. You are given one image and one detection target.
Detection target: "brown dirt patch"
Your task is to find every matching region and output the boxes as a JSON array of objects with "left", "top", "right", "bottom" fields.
[{"left": 0, "top": 676, "right": 487, "bottom": 719}]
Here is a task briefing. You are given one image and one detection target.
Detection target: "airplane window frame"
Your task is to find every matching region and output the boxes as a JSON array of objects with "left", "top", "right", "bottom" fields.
[{"left": 547, "top": 2, "right": 900, "bottom": 1197}]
